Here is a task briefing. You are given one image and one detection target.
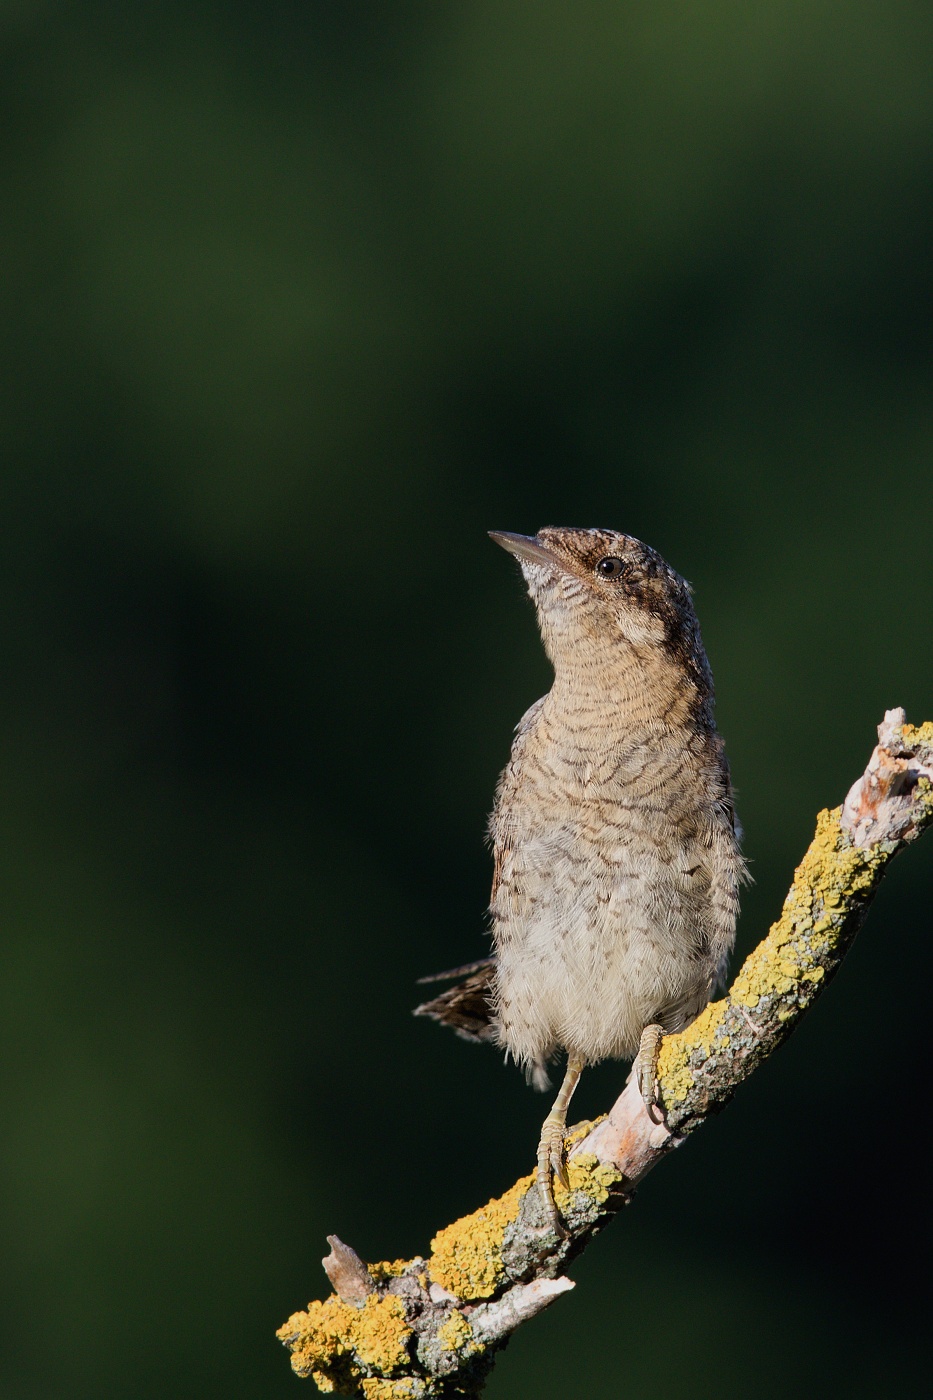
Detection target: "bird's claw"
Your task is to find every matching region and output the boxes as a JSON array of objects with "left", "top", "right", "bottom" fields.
[
  {"left": 537, "top": 1115, "right": 570, "bottom": 1235},
  {"left": 552, "top": 1141, "right": 570, "bottom": 1191},
  {"left": 634, "top": 1022, "right": 664, "bottom": 1112},
  {"left": 534, "top": 1053, "right": 584, "bottom": 1237}
]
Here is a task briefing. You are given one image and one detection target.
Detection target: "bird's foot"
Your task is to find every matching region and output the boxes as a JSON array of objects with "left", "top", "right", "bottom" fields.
[
  {"left": 536, "top": 1112, "right": 570, "bottom": 1237},
  {"left": 535, "top": 1052, "right": 585, "bottom": 1236},
  {"left": 634, "top": 1023, "right": 664, "bottom": 1114}
]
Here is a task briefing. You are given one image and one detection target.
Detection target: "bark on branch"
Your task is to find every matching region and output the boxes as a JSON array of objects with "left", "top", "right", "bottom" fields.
[{"left": 277, "top": 710, "right": 933, "bottom": 1399}]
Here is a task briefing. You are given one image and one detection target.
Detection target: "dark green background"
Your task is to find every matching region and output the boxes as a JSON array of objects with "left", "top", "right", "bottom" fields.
[{"left": 2, "top": 4, "right": 931, "bottom": 1397}]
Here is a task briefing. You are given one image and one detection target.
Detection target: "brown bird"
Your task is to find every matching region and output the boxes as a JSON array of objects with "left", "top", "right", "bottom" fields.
[{"left": 416, "top": 527, "right": 744, "bottom": 1231}]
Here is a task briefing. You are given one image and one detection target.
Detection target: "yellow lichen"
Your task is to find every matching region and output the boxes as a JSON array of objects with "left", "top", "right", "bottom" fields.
[
  {"left": 558, "top": 1152, "right": 623, "bottom": 1208},
  {"left": 367, "top": 1258, "right": 415, "bottom": 1283},
  {"left": 657, "top": 998, "right": 728, "bottom": 1103},
  {"left": 428, "top": 1173, "right": 533, "bottom": 1300},
  {"left": 658, "top": 806, "right": 894, "bottom": 1106},
  {"left": 729, "top": 806, "right": 883, "bottom": 1010},
  {"left": 353, "top": 1296, "right": 412, "bottom": 1372},
  {"left": 917, "top": 777, "right": 933, "bottom": 819},
  {"left": 901, "top": 721, "right": 933, "bottom": 745},
  {"left": 360, "top": 1381, "right": 422, "bottom": 1399},
  {"left": 564, "top": 1115, "right": 604, "bottom": 1151},
  {"left": 278, "top": 1292, "right": 412, "bottom": 1389},
  {"left": 437, "top": 1309, "right": 476, "bottom": 1354}
]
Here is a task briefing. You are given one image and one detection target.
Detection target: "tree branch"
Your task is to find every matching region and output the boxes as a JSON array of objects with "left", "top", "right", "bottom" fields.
[{"left": 277, "top": 710, "right": 933, "bottom": 1399}]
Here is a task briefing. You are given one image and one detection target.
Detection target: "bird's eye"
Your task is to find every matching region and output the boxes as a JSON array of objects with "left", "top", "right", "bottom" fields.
[{"left": 596, "top": 556, "right": 627, "bottom": 579}]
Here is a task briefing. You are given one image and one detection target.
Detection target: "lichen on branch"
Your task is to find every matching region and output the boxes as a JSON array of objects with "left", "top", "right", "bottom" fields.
[{"left": 277, "top": 711, "right": 933, "bottom": 1399}]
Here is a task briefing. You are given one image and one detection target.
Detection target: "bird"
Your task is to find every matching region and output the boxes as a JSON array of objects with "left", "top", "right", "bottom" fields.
[{"left": 415, "top": 527, "right": 744, "bottom": 1232}]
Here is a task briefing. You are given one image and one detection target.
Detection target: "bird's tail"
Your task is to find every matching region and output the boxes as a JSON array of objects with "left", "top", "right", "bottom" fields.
[{"left": 413, "top": 957, "right": 498, "bottom": 1044}]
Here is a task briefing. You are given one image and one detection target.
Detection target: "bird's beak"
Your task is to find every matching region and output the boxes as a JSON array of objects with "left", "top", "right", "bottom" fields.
[{"left": 488, "top": 531, "right": 560, "bottom": 568}]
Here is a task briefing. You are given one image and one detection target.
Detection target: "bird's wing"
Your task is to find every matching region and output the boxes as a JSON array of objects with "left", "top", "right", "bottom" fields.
[
  {"left": 489, "top": 694, "right": 547, "bottom": 908},
  {"left": 415, "top": 698, "right": 546, "bottom": 1046}
]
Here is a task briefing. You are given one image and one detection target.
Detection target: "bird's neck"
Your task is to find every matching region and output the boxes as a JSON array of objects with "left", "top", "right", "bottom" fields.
[{"left": 546, "top": 646, "right": 707, "bottom": 739}]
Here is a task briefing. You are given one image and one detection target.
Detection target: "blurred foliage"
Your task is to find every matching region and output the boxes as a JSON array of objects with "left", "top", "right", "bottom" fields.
[{"left": 1, "top": 3, "right": 932, "bottom": 1396}]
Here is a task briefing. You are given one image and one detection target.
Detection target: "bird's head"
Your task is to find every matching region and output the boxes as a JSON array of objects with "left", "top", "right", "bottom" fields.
[{"left": 490, "top": 526, "right": 712, "bottom": 700}]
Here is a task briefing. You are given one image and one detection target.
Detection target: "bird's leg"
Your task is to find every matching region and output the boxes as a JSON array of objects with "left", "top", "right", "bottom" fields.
[
  {"left": 536, "top": 1052, "right": 585, "bottom": 1235},
  {"left": 634, "top": 1022, "right": 664, "bottom": 1109}
]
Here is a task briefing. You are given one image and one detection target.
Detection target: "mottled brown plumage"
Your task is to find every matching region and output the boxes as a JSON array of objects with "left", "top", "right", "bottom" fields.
[{"left": 416, "top": 527, "right": 744, "bottom": 1230}]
